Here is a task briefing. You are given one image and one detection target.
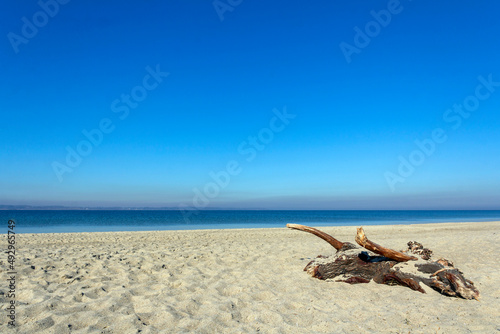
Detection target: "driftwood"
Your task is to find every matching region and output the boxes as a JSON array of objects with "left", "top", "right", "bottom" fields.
[{"left": 287, "top": 224, "right": 479, "bottom": 300}]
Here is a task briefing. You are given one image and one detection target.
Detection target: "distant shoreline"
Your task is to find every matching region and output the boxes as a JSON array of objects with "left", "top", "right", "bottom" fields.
[{"left": 2, "top": 206, "right": 500, "bottom": 211}]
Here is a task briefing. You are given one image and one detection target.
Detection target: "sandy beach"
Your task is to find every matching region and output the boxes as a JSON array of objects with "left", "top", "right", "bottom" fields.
[{"left": 1, "top": 221, "right": 499, "bottom": 333}]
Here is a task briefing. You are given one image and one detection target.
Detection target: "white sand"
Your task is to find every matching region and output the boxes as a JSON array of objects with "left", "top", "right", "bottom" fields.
[{"left": 1, "top": 221, "right": 499, "bottom": 333}]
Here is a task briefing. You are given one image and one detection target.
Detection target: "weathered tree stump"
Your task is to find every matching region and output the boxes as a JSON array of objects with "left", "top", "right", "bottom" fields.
[{"left": 287, "top": 224, "right": 479, "bottom": 300}]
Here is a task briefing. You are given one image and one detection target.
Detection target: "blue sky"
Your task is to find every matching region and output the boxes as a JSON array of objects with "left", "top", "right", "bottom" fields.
[{"left": 1, "top": 0, "right": 500, "bottom": 209}]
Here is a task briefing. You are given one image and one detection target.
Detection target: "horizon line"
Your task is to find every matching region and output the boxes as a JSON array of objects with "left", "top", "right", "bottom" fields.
[{"left": 1, "top": 205, "right": 499, "bottom": 211}]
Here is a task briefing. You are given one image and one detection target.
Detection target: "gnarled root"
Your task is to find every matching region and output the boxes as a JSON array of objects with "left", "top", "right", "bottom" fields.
[
  {"left": 430, "top": 268, "right": 480, "bottom": 300},
  {"left": 355, "top": 227, "right": 417, "bottom": 262},
  {"left": 288, "top": 224, "right": 479, "bottom": 300},
  {"left": 287, "top": 224, "right": 355, "bottom": 251}
]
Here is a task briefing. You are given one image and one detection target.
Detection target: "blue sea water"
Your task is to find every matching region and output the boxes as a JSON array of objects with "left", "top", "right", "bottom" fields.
[{"left": 1, "top": 210, "right": 500, "bottom": 234}]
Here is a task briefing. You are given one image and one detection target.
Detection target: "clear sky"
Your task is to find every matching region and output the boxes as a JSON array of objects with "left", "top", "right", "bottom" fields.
[{"left": 1, "top": 0, "right": 500, "bottom": 209}]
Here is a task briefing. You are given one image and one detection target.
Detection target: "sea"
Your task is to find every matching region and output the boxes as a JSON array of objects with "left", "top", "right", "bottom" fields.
[{"left": 1, "top": 210, "right": 500, "bottom": 234}]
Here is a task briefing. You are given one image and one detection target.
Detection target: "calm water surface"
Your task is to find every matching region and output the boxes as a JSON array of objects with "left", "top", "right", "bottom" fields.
[{"left": 1, "top": 210, "right": 499, "bottom": 233}]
